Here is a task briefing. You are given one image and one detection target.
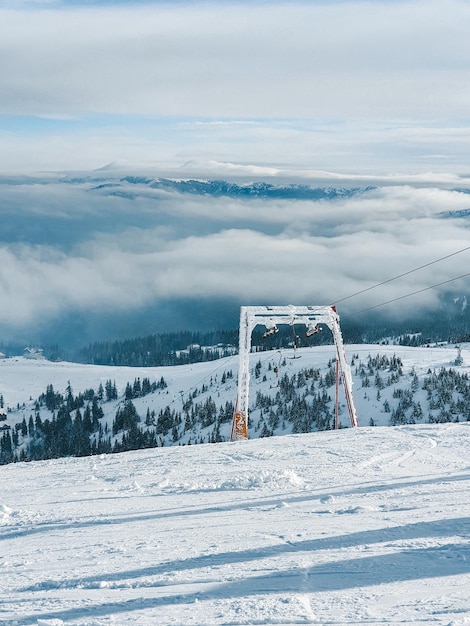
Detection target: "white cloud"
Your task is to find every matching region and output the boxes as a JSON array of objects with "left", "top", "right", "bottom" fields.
[
  {"left": 2, "top": 119, "right": 470, "bottom": 176},
  {"left": 1, "top": 1, "right": 470, "bottom": 174},
  {"left": 1, "top": 1, "right": 470, "bottom": 119},
  {"left": 0, "top": 180, "right": 468, "bottom": 331}
]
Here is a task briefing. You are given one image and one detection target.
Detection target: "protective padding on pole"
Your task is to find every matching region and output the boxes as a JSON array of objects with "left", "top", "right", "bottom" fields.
[
  {"left": 232, "top": 411, "right": 248, "bottom": 440},
  {"left": 231, "top": 305, "right": 359, "bottom": 441}
]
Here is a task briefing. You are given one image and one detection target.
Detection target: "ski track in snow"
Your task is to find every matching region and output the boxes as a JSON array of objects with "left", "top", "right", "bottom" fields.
[{"left": 1, "top": 422, "right": 469, "bottom": 625}]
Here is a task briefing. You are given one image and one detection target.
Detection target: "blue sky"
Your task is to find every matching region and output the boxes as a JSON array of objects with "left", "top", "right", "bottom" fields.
[{"left": 1, "top": 0, "right": 470, "bottom": 174}]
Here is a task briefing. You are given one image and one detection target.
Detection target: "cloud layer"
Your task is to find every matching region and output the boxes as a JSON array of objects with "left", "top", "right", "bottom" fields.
[
  {"left": 1, "top": 1, "right": 470, "bottom": 172},
  {"left": 0, "top": 175, "right": 469, "bottom": 338},
  {"left": 2, "top": 1, "right": 470, "bottom": 119}
]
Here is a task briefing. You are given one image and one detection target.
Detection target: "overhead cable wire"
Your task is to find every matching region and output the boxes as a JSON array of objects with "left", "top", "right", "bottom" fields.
[
  {"left": 332, "top": 244, "right": 470, "bottom": 306},
  {"left": 185, "top": 353, "right": 238, "bottom": 399},
  {"left": 174, "top": 246, "right": 470, "bottom": 387},
  {"left": 347, "top": 271, "right": 470, "bottom": 317}
]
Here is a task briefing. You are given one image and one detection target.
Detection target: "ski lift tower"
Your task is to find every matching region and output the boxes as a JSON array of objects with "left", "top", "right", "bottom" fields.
[{"left": 231, "top": 305, "right": 359, "bottom": 441}]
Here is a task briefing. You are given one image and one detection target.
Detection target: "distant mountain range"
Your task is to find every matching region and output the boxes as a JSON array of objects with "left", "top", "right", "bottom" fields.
[
  {"left": 61, "top": 174, "right": 379, "bottom": 201},
  {"left": 110, "top": 177, "right": 377, "bottom": 200}
]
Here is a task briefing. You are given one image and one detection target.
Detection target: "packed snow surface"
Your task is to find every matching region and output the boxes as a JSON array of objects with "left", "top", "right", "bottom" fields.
[{"left": 1, "top": 422, "right": 469, "bottom": 625}]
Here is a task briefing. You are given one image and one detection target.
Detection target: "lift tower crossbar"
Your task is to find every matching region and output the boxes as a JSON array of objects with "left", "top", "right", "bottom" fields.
[{"left": 231, "top": 305, "right": 359, "bottom": 441}]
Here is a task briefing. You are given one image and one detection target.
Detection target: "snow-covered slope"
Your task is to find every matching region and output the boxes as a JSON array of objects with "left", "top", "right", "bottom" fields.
[
  {"left": 1, "top": 423, "right": 469, "bottom": 625},
  {"left": 1, "top": 343, "right": 469, "bottom": 460}
]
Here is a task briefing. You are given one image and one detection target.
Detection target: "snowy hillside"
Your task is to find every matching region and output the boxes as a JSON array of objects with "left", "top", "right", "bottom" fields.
[
  {"left": 1, "top": 423, "right": 469, "bottom": 625},
  {"left": 0, "top": 343, "right": 469, "bottom": 464}
]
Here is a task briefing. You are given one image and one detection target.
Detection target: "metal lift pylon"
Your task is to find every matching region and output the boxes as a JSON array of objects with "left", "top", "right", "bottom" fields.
[{"left": 230, "top": 305, "right": 359, "bottom": 441}]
